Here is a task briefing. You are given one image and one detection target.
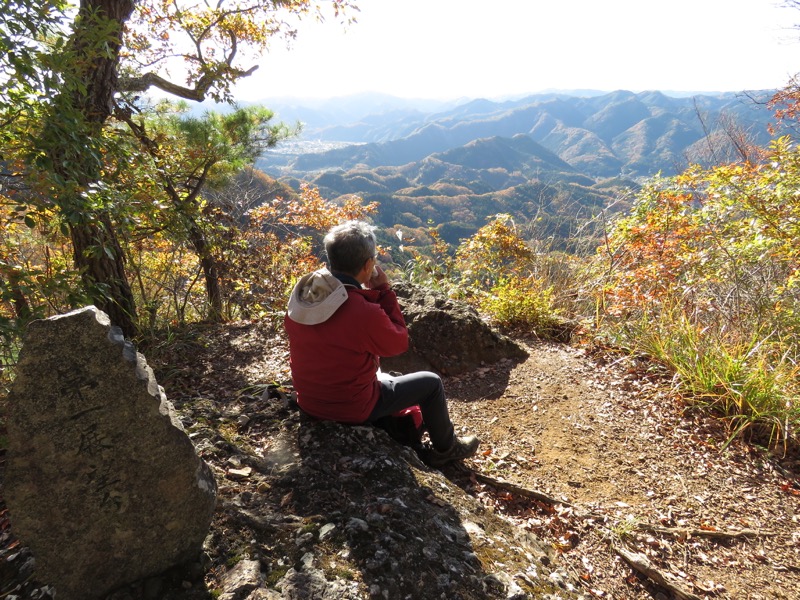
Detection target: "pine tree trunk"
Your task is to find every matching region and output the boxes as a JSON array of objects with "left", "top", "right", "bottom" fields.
[
  {"left": 69, "top": 214, "right": 138, "bottom": 338},
  {"left": 47, "top": 0, "right": 139, "bottom": 337},
  {"left": 187, "top": 223, "right": 224, "bottom": 322}
]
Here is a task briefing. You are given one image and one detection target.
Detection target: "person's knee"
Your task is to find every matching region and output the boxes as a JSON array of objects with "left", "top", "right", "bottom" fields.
[
  {"left": 412, "top": 371, "right": 441, "bottom": 390},
  {"left": 410, "top": 371, "right": 444, "bottom": 403},
  {"left": 416, "top": 370, "right": 442, "bottom": 385}
]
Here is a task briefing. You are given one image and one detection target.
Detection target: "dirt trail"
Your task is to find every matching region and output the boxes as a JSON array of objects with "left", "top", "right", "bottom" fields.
[{"left": 444, "top": 339, "right": 800, "bottom": 599}]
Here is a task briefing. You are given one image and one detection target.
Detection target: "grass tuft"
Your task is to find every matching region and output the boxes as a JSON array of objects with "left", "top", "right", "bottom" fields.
[{"left": 614, "top": 305, "right": 799, "bottom": 451}]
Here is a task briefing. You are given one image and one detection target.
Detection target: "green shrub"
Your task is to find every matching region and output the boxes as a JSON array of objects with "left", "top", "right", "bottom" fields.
[{"left": 480, "top": 276, "right": 559, "bottom": 332}]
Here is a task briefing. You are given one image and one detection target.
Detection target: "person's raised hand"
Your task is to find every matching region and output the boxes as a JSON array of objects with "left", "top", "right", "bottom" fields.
[{"left": 367, "top": 264, "right": 389, "bottom": 289}]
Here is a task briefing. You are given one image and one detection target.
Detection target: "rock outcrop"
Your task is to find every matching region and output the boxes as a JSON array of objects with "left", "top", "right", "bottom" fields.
[
  {"left": 382, "top": 281, "right": 529, "bottom": 375},
  {"left": 187, "top": 391, "right": 583, "bottom": 599}
]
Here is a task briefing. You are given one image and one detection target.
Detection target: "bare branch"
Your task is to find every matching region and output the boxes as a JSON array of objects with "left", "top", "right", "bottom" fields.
[
  {"left": 118, "top": 65, "right": 258, "bottom": 102},
  {"left": 693, "top": 97, "right": 719, "bottom": 165}
]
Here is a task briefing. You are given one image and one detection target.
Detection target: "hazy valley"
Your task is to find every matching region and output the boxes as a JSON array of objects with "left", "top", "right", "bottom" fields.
[{"left": 250, "top": 89, "right": 778, "bottom": 250}]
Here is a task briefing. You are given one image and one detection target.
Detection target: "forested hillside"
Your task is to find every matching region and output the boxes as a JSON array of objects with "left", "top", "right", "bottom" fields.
[
  {"left": 258, "top": 89, "right": 776, "bottom": 178},
  {"left": 256, "top": 89, "right": 778, "bottom": 249}
]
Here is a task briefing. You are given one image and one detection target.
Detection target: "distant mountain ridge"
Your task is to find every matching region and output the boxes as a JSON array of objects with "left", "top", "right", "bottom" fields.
[
  {"left": 258, "top": 89, "right": 776, "bottom": 179},
  {"left": 249, "top": 89, "right": 779, "bottom": 251}
]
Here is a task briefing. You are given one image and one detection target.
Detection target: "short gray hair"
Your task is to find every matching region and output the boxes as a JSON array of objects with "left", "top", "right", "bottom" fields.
[{"left": 324, "top": 221, "right": 377, "bottom": 276}]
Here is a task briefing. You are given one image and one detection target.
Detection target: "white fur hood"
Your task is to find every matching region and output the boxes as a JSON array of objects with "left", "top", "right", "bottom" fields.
[{"left": 286, "top": 268, "right": 349, "bottom": 325}]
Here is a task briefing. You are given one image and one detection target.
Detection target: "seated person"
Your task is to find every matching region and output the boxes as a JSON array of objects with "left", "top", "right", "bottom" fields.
[{"left": 284, "top": 220, "right": 479, "bottom": 466}]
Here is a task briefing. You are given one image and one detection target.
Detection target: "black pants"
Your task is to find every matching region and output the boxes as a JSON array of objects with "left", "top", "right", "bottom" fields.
[{"left": 368, "top": 371, "right": 455, "bottom": 451}]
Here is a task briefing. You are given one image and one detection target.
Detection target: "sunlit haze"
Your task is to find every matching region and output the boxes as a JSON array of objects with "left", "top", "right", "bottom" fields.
[{"left": 229, "top": 0, "right": 800, "bottom": 101}]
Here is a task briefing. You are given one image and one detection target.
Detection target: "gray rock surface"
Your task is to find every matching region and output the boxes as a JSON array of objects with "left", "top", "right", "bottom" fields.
[
  {"left": 4, "top": 306, "right": 217, "bottom": 600},
  {"left": 220, "top": 559, "right": 263, "bottom": 600},
  {"left": 382, "top": 281, "right": 529, "bottom": 375},
  {"left": 205, "top": 399, "right": 581, "bottom": 599}
]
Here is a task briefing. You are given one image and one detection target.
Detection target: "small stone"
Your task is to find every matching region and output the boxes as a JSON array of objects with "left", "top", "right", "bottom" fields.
[
  {"left": 227, "top": 467, "right": 253, "bottom": 480},
  {"left": 295, "top": 531, "right": 315, "bottom": 546},
  {"left": 483, "top": 574, "right": 506, "bottom": 593},
  {"left": 366, "top": 549, "right": 389, "bottom": 571},
  {"left": 319, "top": 523, "right": 337, "bottom": 541},
  {"left": 366, "top": 512, "right": 384, "bottom": 525},
  {"left": 346, "top": 518, "right": 369, "bottom": 533},
  {"left": 422, "top": 546, "right": 438, "bottom": 560},
  {"left": 462, "top": 551, "right": 480, "bottom": 567},
  {"left": 219, "top": 559, "right": 263, "bottom": 600},
  {"left": 548, "top": 570, "right": 567, "bottom": 589},
  {"left": 300, "top": 553, "right": 315, "bottom": 569}
]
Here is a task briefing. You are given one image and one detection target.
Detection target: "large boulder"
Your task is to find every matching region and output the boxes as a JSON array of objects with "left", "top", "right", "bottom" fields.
[
  {"left": 4, "top": 306, "right": 217, "bottom": 600},
  {"left": 382, "top": 281, "right": 528, "bottom": 375}
]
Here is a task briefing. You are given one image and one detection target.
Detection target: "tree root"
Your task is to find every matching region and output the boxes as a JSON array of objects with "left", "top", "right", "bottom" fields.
[
  {"left": 460, "top": 468, "right": 575, "bottom": 507},
  {"left": 465, "top": 468, "right": 780, "bottom": 542},
  {"left": 635, "top": 523, "right": 779, "bottom": 541},
  {"left": 612, "top": 542, "right": 705, "bottom": 600}
]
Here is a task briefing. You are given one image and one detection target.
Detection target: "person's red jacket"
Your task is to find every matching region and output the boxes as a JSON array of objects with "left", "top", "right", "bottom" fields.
[{"left": 284, "top": 269, "right": 408, "bottom": 422}]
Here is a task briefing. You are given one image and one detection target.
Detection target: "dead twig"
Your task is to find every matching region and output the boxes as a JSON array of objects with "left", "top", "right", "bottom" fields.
[
  {"left": 636, "top": 523, "right": 779, "bottom": 541},
  {"left": 221, "top": 502, "right": 304, "bottom": 533},
  {"left": 613, "top": 542, "right": 704, "bottom": 600}
]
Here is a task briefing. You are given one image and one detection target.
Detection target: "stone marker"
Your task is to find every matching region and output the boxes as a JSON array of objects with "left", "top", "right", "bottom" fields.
[{"left": 5, "top": 306, "right": 217, "bottom": 600}]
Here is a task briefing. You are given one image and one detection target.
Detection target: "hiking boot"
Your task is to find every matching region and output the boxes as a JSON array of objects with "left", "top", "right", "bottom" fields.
[{"left": 426, "top": 435, "right": 480, "bottom": 467}]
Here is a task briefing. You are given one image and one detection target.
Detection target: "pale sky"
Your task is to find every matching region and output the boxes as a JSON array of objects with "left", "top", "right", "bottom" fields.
[{"left": 231, "top": 0, "right": 800, "bottom": 101}]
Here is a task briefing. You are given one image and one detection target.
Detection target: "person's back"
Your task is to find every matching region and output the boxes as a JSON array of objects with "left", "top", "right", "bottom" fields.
[
  {"left": 285, "top": 267, "right": 407, "bottom": 422},
  {"left": 284, "top": 220, "right": 479, "bottom": 467}
]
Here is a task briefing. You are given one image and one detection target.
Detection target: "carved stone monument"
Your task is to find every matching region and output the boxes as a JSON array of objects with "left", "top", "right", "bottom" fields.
[{"left": 5, "top": 306, "right": 217, "bottom": 599}]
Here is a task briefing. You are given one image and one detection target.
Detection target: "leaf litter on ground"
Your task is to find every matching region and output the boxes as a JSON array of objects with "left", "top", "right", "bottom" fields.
[{"left": 0, "top": 321, "right": 798, "bottom": 599}]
